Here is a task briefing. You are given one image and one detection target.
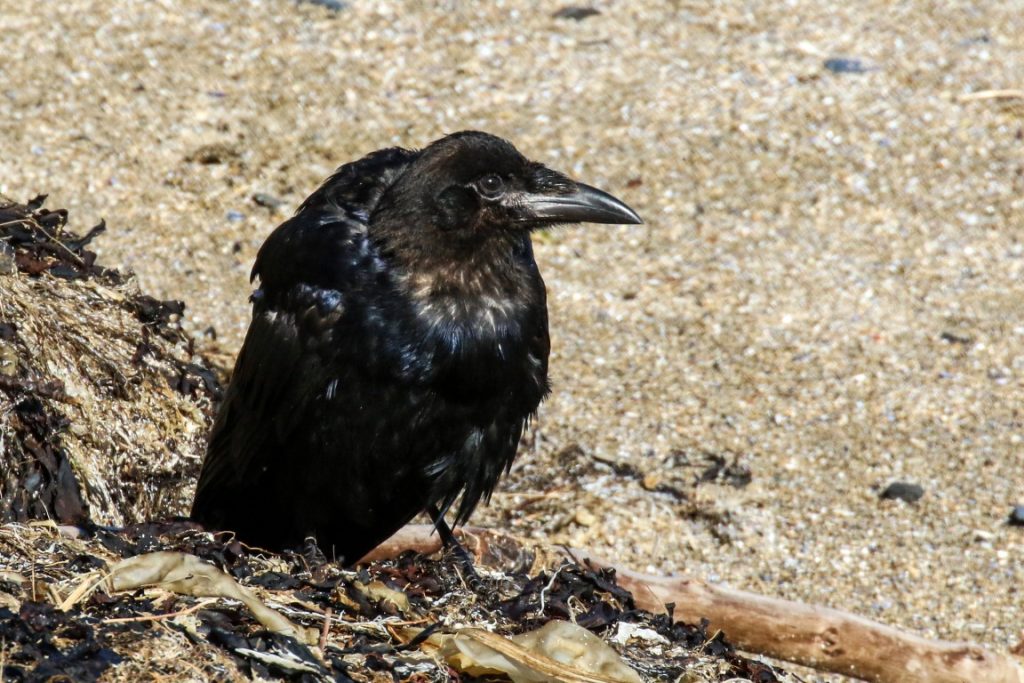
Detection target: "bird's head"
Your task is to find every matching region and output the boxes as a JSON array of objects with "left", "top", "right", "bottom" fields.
[{"left": 370, "top": 131, "right": 642, "bottom": 251}]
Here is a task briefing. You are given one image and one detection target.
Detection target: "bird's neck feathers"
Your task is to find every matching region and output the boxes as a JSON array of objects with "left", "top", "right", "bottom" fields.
[{"left": 385, "top": 230, "right": 541, "bottom": 334}]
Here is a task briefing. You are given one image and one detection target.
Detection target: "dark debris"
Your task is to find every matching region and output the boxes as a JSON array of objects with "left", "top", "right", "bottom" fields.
[
  {"left": 0, "top": 522, "right": 790, "bottom": 681},
  {"left": 0, "top": 602, "right": 122, "bottom": 682},
  {"left": 0, "top": 194, "right": 111, "bottom": 281},
  {"left": 697, "top": 452, "right": 753, "bottom": 488},
  {"left": 0, "top": 395, "right": 89, "bottom": 525},
  {"left": 499, "top": 561, "right": 636, "bottom": 630}
]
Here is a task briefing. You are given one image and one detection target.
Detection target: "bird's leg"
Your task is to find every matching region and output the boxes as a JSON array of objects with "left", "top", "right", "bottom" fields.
[{"left": 427, "top": 504, "right": 483, "bottom": 591}]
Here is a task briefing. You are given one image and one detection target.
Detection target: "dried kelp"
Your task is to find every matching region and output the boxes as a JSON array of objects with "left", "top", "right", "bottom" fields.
[
  {"left": 0, "top": 195, "right": 220, "bottom": 527},
  {"left": 0, "top": 523, "right": 793, "bottom": 682}
]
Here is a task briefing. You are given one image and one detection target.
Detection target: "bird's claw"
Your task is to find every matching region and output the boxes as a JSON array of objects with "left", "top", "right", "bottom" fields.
[{"left": 447, "top": 540, "right": 485, "bottom": 593}]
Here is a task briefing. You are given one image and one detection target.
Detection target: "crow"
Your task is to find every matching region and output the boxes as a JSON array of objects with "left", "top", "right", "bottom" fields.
[{"left": 191, "top": 131, "right": 641, "bottom": 564}]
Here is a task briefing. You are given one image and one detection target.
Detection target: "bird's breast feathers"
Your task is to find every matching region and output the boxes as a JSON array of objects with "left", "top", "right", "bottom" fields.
[{"left": 412, "top": 290, "right": 528, "bottom": 336}]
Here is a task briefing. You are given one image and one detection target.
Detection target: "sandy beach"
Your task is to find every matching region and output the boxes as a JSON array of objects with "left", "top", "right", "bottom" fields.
[{"left": 2, "top": 1, "right": 1022, "bottom": 678}]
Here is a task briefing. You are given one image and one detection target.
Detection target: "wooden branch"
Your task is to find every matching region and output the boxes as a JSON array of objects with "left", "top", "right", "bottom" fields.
[
  {"left": 363, "top": 525, "right": 1024, "bottom": 683},
  {"left": 596, "top": 556, "right": 1024, "bottom": 683}
]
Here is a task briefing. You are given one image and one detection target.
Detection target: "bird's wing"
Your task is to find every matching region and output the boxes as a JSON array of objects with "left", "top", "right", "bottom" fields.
[
  {"left": 193, "top": 148, "right": 419, "bottom": 524},
  {"left": 251, "top": 146, "right": 416, "bottom": 294},
  {"left": 192, "top": 282, "right": 345, "bottom": 510}
]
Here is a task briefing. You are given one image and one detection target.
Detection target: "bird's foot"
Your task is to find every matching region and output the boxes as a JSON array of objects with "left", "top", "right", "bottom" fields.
[
  {"left": 428, "top": 505, "right": 484, "bottom": 593},
  {"left": 297, "top": 536, "right": 328, "bottom": 568},
  {"left": 444, "top": 538, "right": 484, "bottom": 593}
]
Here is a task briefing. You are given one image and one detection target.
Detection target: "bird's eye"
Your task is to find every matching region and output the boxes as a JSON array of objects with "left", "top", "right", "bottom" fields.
[{"left": 477, "top": 174, "right": 505, "bottom": 199}]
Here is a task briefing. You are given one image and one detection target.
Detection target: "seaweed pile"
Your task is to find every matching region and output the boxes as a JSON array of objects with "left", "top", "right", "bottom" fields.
[
  {"left": 0, "top": 195, "right": 219, "bottom": 526},
  {"left": 0, "top": 522, "right": 787, "bottom": 682}
]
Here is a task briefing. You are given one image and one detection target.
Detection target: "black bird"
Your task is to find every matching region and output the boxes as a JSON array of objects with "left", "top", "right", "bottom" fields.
[{"left": 191, "top": 131, "right": 641, "bottom": 563}]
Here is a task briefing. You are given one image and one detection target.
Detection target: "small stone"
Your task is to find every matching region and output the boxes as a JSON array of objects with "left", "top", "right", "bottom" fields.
[
  {"left": 940, "top": 329, "right": 973, "bottom": 345},
  {"left": 252, "top": 192, "right": 284, "bottom": 210},
  {"left": 1008, "top": 505, "right": 1024, "bottom": 527},
  {"left": 575, "top": 508, "right": 596, "bottom": 526},
  {"left": 641, "top": 472, "right": 662, "bottom": 491},
  {"left": 552, "top": 6, "right": 601, "bottom": 21},
  {"left": 300, "top": 0, "right": 347, "bottom": 11},
  {"left": 879, "top": 481, "right": 925, "bottom": 503},
  {"left": 824, "top": 57, "right": 870, "bottom": 74}
]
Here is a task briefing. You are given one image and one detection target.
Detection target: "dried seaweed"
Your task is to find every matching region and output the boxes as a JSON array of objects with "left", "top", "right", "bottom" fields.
[
  {"left": 0, "top": 396, "right": 88, "bottom": 525},
  {"left": 0, "top": 195, "right": 220, "bottom": 527},
  {"left": 0, "top": 194, "right": 109, "bottom": 280},
  {"left": 0, "top": 524, "right": 795, "bottom": 682},
  {"left": 0, "top": 601, "right": 122, "bottom": 681}
]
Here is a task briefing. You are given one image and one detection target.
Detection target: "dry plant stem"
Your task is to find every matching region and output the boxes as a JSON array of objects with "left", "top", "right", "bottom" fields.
[
  {"left": 101, "top": 597, "right": 218, "bottom": 624},
  {"left": 365, "top": 525, "right": 1024, "bottom": 683},
  {"left": 957, "top": 89, "right": 1024, "bottom": 101},
  {"left": 319, "top": 607, "right": 332, "bottom": 651}
]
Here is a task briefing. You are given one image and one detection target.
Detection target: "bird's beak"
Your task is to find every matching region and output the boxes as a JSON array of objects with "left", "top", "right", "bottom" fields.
[{"left": 519, "top": 182, "right": 643, "bottom": 225}]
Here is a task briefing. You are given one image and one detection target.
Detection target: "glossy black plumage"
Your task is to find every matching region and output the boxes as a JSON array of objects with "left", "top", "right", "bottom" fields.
[{"left": 191, "top": 131, "right": 641, "bottom": 562}]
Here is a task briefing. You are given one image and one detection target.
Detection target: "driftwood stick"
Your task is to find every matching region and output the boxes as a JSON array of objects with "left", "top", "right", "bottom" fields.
[
  {"left": 591, "top": 555, "right": 1024, "bottom": 683},
  {"left": 363, "top": 525, "right": 1024, "bottom": 683}
]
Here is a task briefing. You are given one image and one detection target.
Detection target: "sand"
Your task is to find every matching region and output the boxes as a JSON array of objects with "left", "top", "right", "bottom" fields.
[{"left": 2, "top": 0, "right": 1022, "bottom": 678}]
